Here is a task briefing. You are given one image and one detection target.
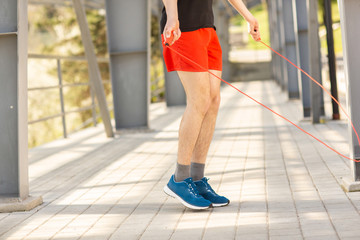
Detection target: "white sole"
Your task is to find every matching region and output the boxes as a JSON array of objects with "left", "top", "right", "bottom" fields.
[
  {"left": 212, "top": 201, "right": 230, "bottom": 207},
  {"left": 163, "top": 185, "right": 211, "bottom": 210}
]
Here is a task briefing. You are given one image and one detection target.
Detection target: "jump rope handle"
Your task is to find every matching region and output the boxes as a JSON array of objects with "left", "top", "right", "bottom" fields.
[{"left": 164, "top": 31, "right": 175, "bottom": 46}]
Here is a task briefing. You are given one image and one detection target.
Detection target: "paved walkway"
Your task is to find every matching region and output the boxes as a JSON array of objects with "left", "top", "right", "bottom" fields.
[{"left": 1, "top": 80, "right": 360, "bottom": 240}]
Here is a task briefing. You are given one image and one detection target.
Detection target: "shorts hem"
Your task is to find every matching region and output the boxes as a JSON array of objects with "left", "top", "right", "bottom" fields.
[{"left": 166, "top": 67, "right": 222, "bottom": 73}]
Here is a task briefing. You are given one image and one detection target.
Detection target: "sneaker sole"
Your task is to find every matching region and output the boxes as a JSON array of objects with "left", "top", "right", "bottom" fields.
[
  {"left": 212, "top": 201, "right": 230, "bottom": 207},
  {"left": 163, "top": 185, "right": 212, "bottom": 210}
]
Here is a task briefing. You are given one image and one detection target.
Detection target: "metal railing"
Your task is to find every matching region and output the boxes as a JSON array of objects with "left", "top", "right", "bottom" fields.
[
  {"left": 28, "top": 54, "right": 165, "bottom": 141},
  {"left": 28, "top": 54, "right": 112, "bottom": 139}
]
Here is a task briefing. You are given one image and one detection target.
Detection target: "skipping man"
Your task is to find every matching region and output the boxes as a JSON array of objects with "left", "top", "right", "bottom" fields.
[{"left": 161, "top": 0, "right": 261, "bottom": 209}]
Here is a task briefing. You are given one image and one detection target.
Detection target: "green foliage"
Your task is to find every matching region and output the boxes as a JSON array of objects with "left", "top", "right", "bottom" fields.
[
  {"left": 318, "top": 0, "right": 343, "bottom": 54},
  {"left": 28, "top": 5, "right": 164, "bottom": 148},
  {"left": 230, "top": 2, "right": 269, "bottom": 50},
  {"left": 28, "top": 6, "right": 111, "bottom": 148},
  {"left": 150, "top": 14, "right": 165, "bottom": 103},
  {"left": 230, "top": 0, "right": 342, "bottom": 54}
]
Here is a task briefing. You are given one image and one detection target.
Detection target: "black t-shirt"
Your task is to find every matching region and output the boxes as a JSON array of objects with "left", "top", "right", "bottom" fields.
[{"left": 160, "top": 0, "right": 215, "bottom": 33}]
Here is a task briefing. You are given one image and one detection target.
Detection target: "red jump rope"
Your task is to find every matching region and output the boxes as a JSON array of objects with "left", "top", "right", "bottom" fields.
[{"left": 164, "top": 32, "right": 360, "bottom": 163}]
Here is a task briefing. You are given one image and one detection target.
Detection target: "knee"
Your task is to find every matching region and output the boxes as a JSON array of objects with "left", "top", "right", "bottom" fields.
[
  {"left": 189, "top": 95, "right": 211, "bottom": 117},
  {"left": 212, "top": 94, "right": 221, "bottom": 107},
  {"left": 197, "top": 97, "right": 212, "bottom": 116},
  {"left": 209, "top": 94, "right": 221, "bottom": 111},
  {"left": 192, "top": 94, "right": 220, "bottom": 116}
]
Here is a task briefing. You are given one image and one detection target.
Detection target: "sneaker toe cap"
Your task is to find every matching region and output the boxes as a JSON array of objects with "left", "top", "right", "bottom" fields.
[{"left": 205, "top": 194, "right": 229, "bottom": 204}]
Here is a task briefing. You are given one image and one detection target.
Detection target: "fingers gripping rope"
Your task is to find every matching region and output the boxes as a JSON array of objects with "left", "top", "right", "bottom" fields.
[{"left": 164, "top": 38, "right": 360, "bottom": 163}]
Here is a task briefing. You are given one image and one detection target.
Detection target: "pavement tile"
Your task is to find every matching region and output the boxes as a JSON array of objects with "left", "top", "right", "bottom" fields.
[{"left": 1, "top": 81, "right": 359, "bottom": 240}]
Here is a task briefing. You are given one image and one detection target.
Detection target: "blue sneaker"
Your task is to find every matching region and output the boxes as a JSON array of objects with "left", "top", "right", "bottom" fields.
[
  {"left": 164, "top": 175, "right": 212, "bottom": 210},
  {"left": 194, "top": 177, "right": 230, "bottom": 207}
]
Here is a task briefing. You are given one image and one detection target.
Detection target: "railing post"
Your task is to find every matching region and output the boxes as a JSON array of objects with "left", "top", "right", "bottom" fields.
[
  {"left": 57, "top": 59, "right": 68, "bottom": 138},
  {"left": 89, "top": 86, "right": 98, "bottom": 127}
]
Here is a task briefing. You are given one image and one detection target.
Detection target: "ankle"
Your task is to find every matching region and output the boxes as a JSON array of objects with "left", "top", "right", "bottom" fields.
[
  {"left": 174, "top": 162, "right": 190, "bottom": 182},
  {"left": 191, "top": 162, "right": 205, "bottom": 181}
]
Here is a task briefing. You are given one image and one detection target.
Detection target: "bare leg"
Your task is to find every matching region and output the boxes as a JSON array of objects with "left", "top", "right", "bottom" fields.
[
  {"left": 176, "top": 71, "right": 212, "bottom": 166},
  {"left": 191, "top": 70, "right": 222, "bottom": 164}
]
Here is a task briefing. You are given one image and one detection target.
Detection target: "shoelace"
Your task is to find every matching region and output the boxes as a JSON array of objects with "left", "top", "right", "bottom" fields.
[
  {"left": 184, "top": 179, "right": 201, "bottom": 197},
  {"left": 203, "top": 178, "right": 216, "bottom": 194}
]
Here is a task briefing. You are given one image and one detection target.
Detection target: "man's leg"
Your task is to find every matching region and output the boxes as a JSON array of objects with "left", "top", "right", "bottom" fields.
[
  {"left": 164, "top": 70, "right": 227, "bottom": 209},
  {"left": 188, "top": 70, "right": 229, "bottom": 207},
  {"left": 175, "top": 71, "right": 212, "bottom": 181},
  {"left": 191, "top": 70, "right": 222, "bottom": 181}
]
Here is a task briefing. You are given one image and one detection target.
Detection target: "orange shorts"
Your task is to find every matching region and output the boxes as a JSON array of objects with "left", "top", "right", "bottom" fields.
[{"left": 162, "top": 28, "right": 222, "bottom": 72}]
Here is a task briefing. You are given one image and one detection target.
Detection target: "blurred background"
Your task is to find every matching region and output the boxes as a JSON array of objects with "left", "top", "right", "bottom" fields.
[{"left": 27, "top": 0, "right": 342, "bottom": 148}]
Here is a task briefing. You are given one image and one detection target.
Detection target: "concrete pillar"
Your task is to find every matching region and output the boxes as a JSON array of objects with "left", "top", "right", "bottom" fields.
[
  {"left": 156, "top": 0, "right": 186, "bottom": 107},
  {"left": 293, "top": 0, "right": 311, "bottom": 117},
  {"left": 275, "top": 0, "right": 287, "bottom": 91},
  {"left": 0, "top": 0, "right": 42, "bottom": 213},
  {"left": 165, "top": 71, "right": 186, "bottom": 106},
  {"left": 307, "top": 0, "right": 324, "bottom": 123},
  {"left": 270, "top": 0, "right": 282, "bottom": 85},
  {"left": 214, "top": 1, "right": 231, "bottom": 82},
  {"left": 266, "top": 0, "right": 276, "bottom": 81},
  {"left": 282, "top": 0, "right": 299, "bottom": 99},
  {"left": 105, "top": 0, "right": 150, "bottom": 129},
  {"left": 338, "top": 0, "right": 360, "bottom": 191}
]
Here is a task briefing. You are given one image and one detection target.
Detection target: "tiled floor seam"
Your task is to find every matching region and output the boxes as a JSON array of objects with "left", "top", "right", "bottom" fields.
[
  {"left": 287, "top": 123, "right": 341, "bottom": 240},
  {"left": 29, "top": 136, "right": 133, "bottom": 191},
  {"left": 172, "top": 84, "right": 238, "bottom": 239},
  {"left": 107, "top": 146, "right": 178, "bottom": 240},
  {"left": 27, "top": 139, "right": 167, "bottom": 239},
  {"left": 284, "top": 93, "right": 360, "bottom": 237},
  {"left": 125, "top": 146, "right": 180, "bottom": 240},
  {"left": 22, "top": 139, "right": 147, "bottom": 239},
  {"left": 119, "top": 165, "right": 176, "bottom": 240},
  {"left": 0, "top": 139, "right": 133, "bottom": 238},
  {"left": 273, "top": 94, "right": 340, "bottom": 238},
  {"left": 309, "top": 125, "right": 360, "bottom": 218},
  {"left": 234, "top": 102, "right": 258, "bottom": 239},
  {"left": 264, "top": 82, "right": 305, "bottom": 240},
  {"left": 274, "top": 124, "right": 305, "bottom": 239},
  {"left": 149, "top": 97, "right": 237, "bottom": 240},
  {"left": 305, "top": 123, "right": 360, "bottom": 218},
  {"left": 200, "top": 84, "right": 245, "bottom": 240},
  {"left": 201, "top": 114, "right": 239, "bottom": 240}
]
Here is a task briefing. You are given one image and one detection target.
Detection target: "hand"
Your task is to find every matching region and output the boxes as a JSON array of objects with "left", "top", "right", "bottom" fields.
[
  {"left": 247, "top": 17, "right": 261, "bottom": 42},
  {"left": 163, "top": 18, "right": 181, "bottom": 46}
]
